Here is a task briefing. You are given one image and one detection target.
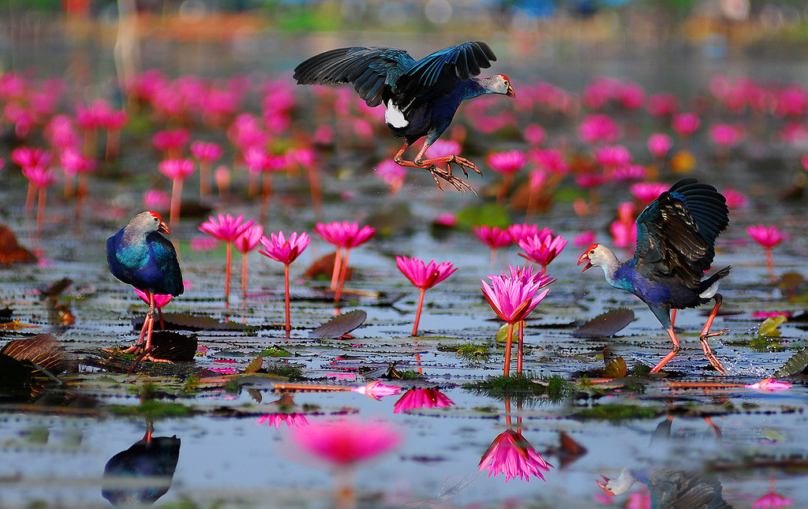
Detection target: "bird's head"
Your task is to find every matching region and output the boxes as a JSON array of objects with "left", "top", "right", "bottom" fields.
[
  {"left": 596, "top": 469, "right": 635, "bottom": 496},
  {"left": 577, "top": 243, "right": 603, "bottom": 272},
  {"left": 132, "top": 211, "right": 170, "bottom": 235},
  {"left": 494, "top": 74, "right": 515, "bottom": 98}
]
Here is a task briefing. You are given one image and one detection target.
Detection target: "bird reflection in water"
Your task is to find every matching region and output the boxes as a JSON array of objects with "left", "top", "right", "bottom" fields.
[
  {"left": 597, "top": 468, "right": 732, "bottom": 509},
  {"left": 102, "top": 421, "right": 181, "bottom": 507}
]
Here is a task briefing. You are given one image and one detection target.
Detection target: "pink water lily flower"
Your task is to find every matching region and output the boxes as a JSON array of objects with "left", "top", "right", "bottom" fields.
[
  {"left": 478, "top": 429, "right": 552, "bottom": 482},
  {"left": 574, "top": 231, "right": 596, "bottom": 247},
  {"left": 672, "top": 112, "right": 700, "bottom": 137},
  {"left": 710, "top": 124, "right": 744, "bottom": 147},
  {"left": 374, "top": 160, "right": 407, "bottom": 195},
  {"left": 258, "top": 413, "right": 309, "bottom": 429},
  {"left": 350, "top": 381, "right": 402, "bottom": 401},
  {"left": 488, "top": 150, "right": 526, "bottom": 202},
  {"left": 594, "top": 145, "right": 632, "bottom": 169},
  {"left": 523, "top": 124, "right": 546, "bottom": 146},
  {"left": 393, "top": 388, "right": 455, "bottom": 414},
  {"left": 396, "top": 256, "right": 457, "bottom": 336},
  {"left": 199, "top": 214, "right": 256, "bottom": 302},
  {"left": 648, "top": 133, "right": 673, "bottom": 159},
  {"left": 530, "top": 148, "right": 569, "bottom": 174},
  {"left": 260, "top": 231, "right": 311, "bottom": 336},
  {"left": 630, "top": 182, "right": 668, "bottom": 206},
  {"left": 723, "top": 188, "right": 748, "bottom": 209},
  {"left": 152, "top": 128, "right": 190, "bottom": 159},
  {"left": 747, "top": 225, "right": 787, "bottom": 280},
  {"left": 159, "top": 158, "right": 196, "bottom": 227},
  {"left": 134, "top": 288, "right": 172, "bottom": 329},
  {"left": 289, "top": 418, "right": 401, "bottom": 467},
  {"left": 578, "top": 114, "right": 621, "bottom": 144},
  {"left": 507, "top": 224, "right": 552, "bottom": 244},
  {"left": 518, "top": 233, "right": 568, "bottom": 274},
  {"left": 473, "top": 225, "right": 513, "bottom": 265},
  {"left": 745, "top": 378, "right": 792, "bottom": 391},
  {"left": 313, "top": 221, "right": 375, "bottom": 301},
  {"left": 753, "top": 491, "right": 794, "bottom": 509},
  {"left": 190, "top": 141, "right": 223, "bottom": 196},
  {"left": 425, "top": 139, "right": 461, "bottom": 160}
]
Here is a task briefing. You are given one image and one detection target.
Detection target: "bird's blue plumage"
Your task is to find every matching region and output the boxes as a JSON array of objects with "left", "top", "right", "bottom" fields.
[{"left": 107, "top": 228, "right": 183, "bottom": 297}]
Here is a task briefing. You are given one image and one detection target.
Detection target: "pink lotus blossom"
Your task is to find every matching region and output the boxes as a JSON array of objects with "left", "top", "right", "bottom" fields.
[
  {"left": 630, "top": 182, "right": 668, "bottom": 205},
  {"left": 753, "top": 491, "right": 794, "bottom": 508},
  {"left": 374, "top": 160, "right": 407, "bottom": 194},
  {"left": 190, "top": 237, "right": 218, "bottom": 251},
  {"left": 191, "top": 141, "right": 223, "bottom": 163},
  {"left": 752, "top": 311, "right": 790, "bottom": 319},
  {"left": 508, "top": 224, "right": 551, "bottom": 244},
  {"left": 612, "top": 165, "right": 646, "bottom": 182},
  {"left": 487, "top": 150, "right": 526, "bottom": 175},
  {"left": 627, "top": 490, "right": 651, "bottom": 509},
  {"left": 60, "top": 147, "right": 96, "bottom": 175},
  {"left": 745, "top": 378, "right": 792, "bottom": 392},
  {"left": 481, "top": 265, "right": 553, "bottom": 325},
  {"left": 518, "top": 233, "right": 568, "bottom": 270},
  {"left": 393, "top": 388, "right": 455, "bottom": 414},
  {"left": 576, "top": 174, "right": 606, "bottom": 189},
  {"left": 723, "top": 188, "right": 748, "bottom": 209},
  {"left": 286, "top": 147, "right": 317, "bottom": 168},
  {"left": 234, "top": 224, "right": 263, "bottom": 254},
  {"left": 396, "top": 256, "right": 457, "bottom": 291},
  {"left": 22, "top": 166, "right": 54, "bottom": 189},
  {"left": 433, "top": 213, "right": 458, "bottom": 227},
  {"left": 259, "top": 231, "right": 311, "bottom": 265},
  {"left": 594, "top": 145, "right": 632, "bottom": 169},
  {"left": 473, "top": 225, "right": 513, "bottom": 250},
  {"left": 258, "top": 413, "right": 309, "bottom": 429},
  {"left": 574, "top": 231, "right": 596, "bottom": 248},
  {"left": 747, "top": 225, "right": 787, "bottom": 249},
  {"left": 199, "top": 214, "right": 255, "bottom": 242},
  {"left": 647, "top": 133, "right": 673, "bottom": 159},
  {"left": 12, "top": 147, "right": 52, "bottom": 169},
  {"left": 647, "top": 93, "right": 679, "bottom": 116},
  {"left": 523, "top": 124, "right": 546, "bottom": 145},
  {"left": 143, "top": 190, "right": 171, "bottom": 210},
  {"left": 619, "top": 82, "right": 645, "bottom": 109},
  {"left": 530, "top": 148, "right": 569, "bottom": 174},
  {"left": 425, "top": 139, "right": 460, "bottom": 159},
  {"left": 710, "top": 124, "right": 744, "bottom": 147},
  {"left": 478, "top": 429, "right": 552, "bottom": 482},
  {"left": 610, "top": 220, "right": 637, "bottom": 250},
  {"left": 158, "top": 159, "right": 195, "bottom": 180},
  {"left": 289, "top": 418, "right": 401, "bottom": 467},
  {"left": 672, "top": 113, "right": 700, "bottom": 137},
  {"left": 529, "top": 168, "right": 547, "bottom": 190},
  {"left": 578, "top": 114, "right": 621, "bottom": 144},
  {"left": 134, "top": 288, "right": 172, "bottom": 308},
  {"left": 351, "top": 381, "right": 402, "bottom": 401},
  {"left": 313, "top": 221, "right": 375, "bottom": 249},
  {"left": 45, "top": 116, "right": 80, "bottom": 150},
  {"left": 152, "top": 129, "right": 191, "bottom": 155}
]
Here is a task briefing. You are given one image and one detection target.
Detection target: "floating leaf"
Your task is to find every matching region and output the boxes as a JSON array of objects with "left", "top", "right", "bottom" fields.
[
  {"left": 1, "top": 333, "right": 68, "bottom": 375},
  {"left": 304, "top": 251, "right": 353, "bottom": 281},
  {"left": 149, "top": 331, "right": 198, "bottom": 362},
  {"left": 309, "top": 310, "right": 367, "bottom": 339},
  {"left": 602, "top": 357, "right": 627, "bottom": 379},
  {"left": 758, "top": 315, "right": 787, "bottom": 337},
  {"left": 494, "top": 324, "right": 518, "bottom": 344},
  {"left": 0, "top": 225, "right": 36, "bottom": 267},
  {"left": 135, "top": 313, "right": 245, "bottom": 332},
  {"left": 774, "top": 347, "right": 808, "bottom": 377},
  {"left": 779, "top": 272, "right": 804, "bottom": 290},
  {"left": 244, "top": 355, "right": 263, "bottom": 375},
  {"left": 573, "top": 308, "right": 634, "bottom": 338}
]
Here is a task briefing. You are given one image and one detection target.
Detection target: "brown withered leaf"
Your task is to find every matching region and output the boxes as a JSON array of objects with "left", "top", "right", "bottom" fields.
[
  {"left": 573, "top": 308, "right": 634, "bottom": 338},
  {"left": 1, "top": 333, "right": 68, "bottom": 375},
  {"left": 244, "top": 355, "right": 263, "bottom": 374},
  {"left": 0, "top": 225, "right": 36, "bottom": 267},
  {"left": 309, "top": 310, "right": 367, "bottom": 339},
  {"left": 603, "top": 357, "right": 627, "bottom": 379},
  {"left": 304, "top": 251, "right": 353, "bottom": 281},
  {"left": 39, "top": 278, "right": 72, "bottom": 297},
  {"left": 0, "top": 320, "right": 39, "bottom": 330}
]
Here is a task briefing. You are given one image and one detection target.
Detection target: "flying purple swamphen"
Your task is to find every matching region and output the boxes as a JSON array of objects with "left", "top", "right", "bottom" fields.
[
  {"left": 293, "top": 41, "right": 515, "bottom": 192},
  {"left": 577, "top": 179, "right": 731, "bottom": 375},
  {"left": 107, "top": 211, "right": 183, "bottom": 368}
]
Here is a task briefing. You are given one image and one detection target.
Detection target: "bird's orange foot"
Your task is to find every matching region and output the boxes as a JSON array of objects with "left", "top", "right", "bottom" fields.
[
  {"left": 102, "top": 344, "right": 143, "bottom": 355},
  {"left": 142, "top": 354, "right": 173, "bottom": 364},
  {"left": 426, "top": 165, "right": 476, "bottom": 194},
  {"left": 699, "top": 333, "right": 727, "bottom": 375},
  {"left": 446, "top": 155, "right": 483, "bottom": 178}
]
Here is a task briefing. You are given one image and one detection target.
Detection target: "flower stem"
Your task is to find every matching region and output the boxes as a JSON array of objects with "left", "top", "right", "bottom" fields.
[
  {"left": 106, "top": 128, "right": 120, "bottom": 161},
  {"left": 490, "top": 247, "right": 496, "bottom": 266},
  {"left": 25, "top": 181, "right": 35, "bottom": 212},
  {"left": 331, "top": 249, "right": 343, "bottom": 291},
  {"left": 199, "top": 161, "right": 211, "bottom": 196},
  {"left": 284, "top": 263, "right": 291, "bottom": 337},
  {"left": 517, "top": 321, "right": 524, "bottom": 375},
  {"left": 224, "top": 241, "right": 232, "bottom": 303},
  {"left": 765, "top": 247, "right": 774, "bottom": 281},
  {"left": 241, "top": 251, "right": 248, "bottom": 298},
  {"left": 412, "top": 288, "right": 426, "bottom": 336},
  {"left": 334, "top": 248, "right": 351, "bottom": 302},
  {"left": 503, "top": 322, "right": 513, "bottom": 376},
  {"left": 36, "top": 187, "right": 46, "bottom": 235},
  {"left": 170, "top": 178, "right": 182, "bottom": 228}
]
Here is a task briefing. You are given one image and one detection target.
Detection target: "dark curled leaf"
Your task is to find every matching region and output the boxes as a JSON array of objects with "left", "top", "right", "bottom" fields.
[
  {"left": 244, "top": 355, "right": 263, "bottom": 374},
  {"left": 309, "top": 310, "right": 367, "bottom": 339},
  {"left": 149, "top": 331, "right": 198, "bottom": 362},
  {"left": 0, "top": 354, "right": 32, "bottom": 388},
  {"left": 775, "top": 347, "right": 808, "bottom": 377},
  {"left": 1, "top": 333, "right": 68, "bottom": 374},
  {"left": 573, "top": 308, "right": 634, "bottom": 338},
  {"left": 39, "top": 278, "right": 72, "bottom": 298},
  {"left": 304, "top": 251, "right": 353, "bottom": 281},
  {"left": 0, "top": 307, "right": 12, "bottom": 323},
  {"left": 603, "top": 357, "right": 627, "bottom": 379}
]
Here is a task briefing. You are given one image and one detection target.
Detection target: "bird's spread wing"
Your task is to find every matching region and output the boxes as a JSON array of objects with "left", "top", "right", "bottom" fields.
[
  {"left": 293, "top": 47, "right": 416, "bottom": 107},
  {"left": 395, "top": 41, "right": 497, "bottom": 105},
  {"left": 633, "top": 179, "right": 729, "bottom": 289},
  {"left": 148, "top": 233, "right": 184, "bottom": 296}
]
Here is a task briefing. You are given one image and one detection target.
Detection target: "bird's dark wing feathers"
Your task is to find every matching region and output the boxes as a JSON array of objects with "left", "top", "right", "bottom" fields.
[
  {"left": 149, "top": 233, "right": 184, "bottom": 296},
  {"left": 293, "top": 47, "right": 416, "bottom": 107},
  {"left": 633, "top": 178, "right": 729, "bottom": 289},
  {"left": 394, "top": 41, "right": 496, "bottom": 105}
]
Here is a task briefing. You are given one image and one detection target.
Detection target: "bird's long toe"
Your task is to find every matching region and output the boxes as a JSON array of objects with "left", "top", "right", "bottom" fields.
[{"left": 428, "top": 166, "right": 475, "bottom": 193}]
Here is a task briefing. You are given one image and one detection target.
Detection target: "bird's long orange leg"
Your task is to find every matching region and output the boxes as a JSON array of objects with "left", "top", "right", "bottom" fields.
[
  {"left": 670, "top": 309, "right": 677, "bottom": 328},
  {"left": 119, "top": 290, "right": 152, "bottom": 354},
  {"left": 393, "top": 143, "right": 475, "bottom": 193},
  {"left": 699, "top": 294, "right": 728, "bottom": 375},
  {"left": 650, "top": 328, "right": 680, "bottom": 373}
]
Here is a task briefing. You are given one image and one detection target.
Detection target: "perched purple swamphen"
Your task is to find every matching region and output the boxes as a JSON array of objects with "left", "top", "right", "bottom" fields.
[
  {"left": 577, "top": 179, "right": 731, "bottom": 375},
  {"left": 107, "top": 211, "right": 183, "bottom": 368},
  {"left": 293, "top": 41, "right": 515, "bottom": 192}
]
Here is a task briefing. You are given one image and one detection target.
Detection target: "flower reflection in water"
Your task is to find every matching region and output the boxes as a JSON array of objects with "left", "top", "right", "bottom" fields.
[
  {"left": 393, "top": 388, "right": 455, "bottom": 414},
  {"left": 753, "top": 477, "right": 793, "bottom": 509},
  {"left": 289, "top": 418, "right": 402, "bottom": 509}
]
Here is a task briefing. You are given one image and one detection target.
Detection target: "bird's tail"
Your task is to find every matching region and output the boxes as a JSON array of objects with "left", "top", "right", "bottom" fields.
[{"left": 699, "top": 265, "right": 731, "bottom": 299}]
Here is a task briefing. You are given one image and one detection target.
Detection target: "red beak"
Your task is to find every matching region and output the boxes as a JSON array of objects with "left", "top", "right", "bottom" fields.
[
  {"left": 577, "top": 252, "right": 593, "bottom": 272},
  {"left": 158, "top": 220, "right": 170, "bottom": 235},
  {"left": 506, "top": 84, "right": 516, "bottom": 98},
  {"left": 596, "top": 475, "right": 614, "bottom": 495}
]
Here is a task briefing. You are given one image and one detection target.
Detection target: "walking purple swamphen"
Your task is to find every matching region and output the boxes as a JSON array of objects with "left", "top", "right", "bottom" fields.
[
  {"left": 107, "top": 211, "right": 183, "bottom": 369},
  {"left": 577, "top": 179, "right": 731, "bottom": 375},
  {"left": 293, "top": 41, "right": 515, "bottom": 192}
]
